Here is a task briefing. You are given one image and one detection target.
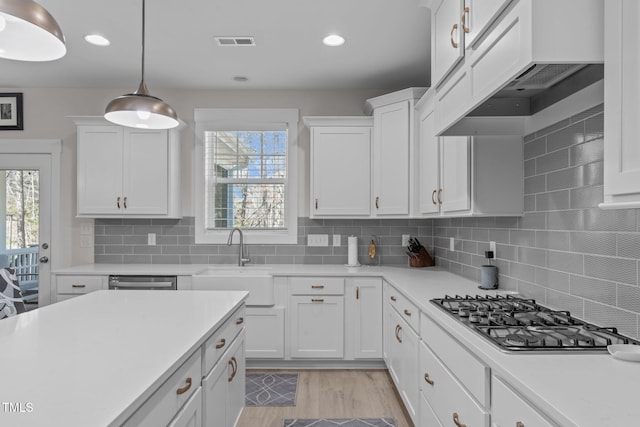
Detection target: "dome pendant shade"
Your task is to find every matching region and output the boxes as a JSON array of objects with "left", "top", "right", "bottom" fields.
[
  {"left": 104, "top": 0, "right": 178, "bottom": 130},
  {"left": 104, "top": 81, "right": 179, "bottom": 129},
  {"left": 0, "top": 0, "right": 66, "bottom": 61}
]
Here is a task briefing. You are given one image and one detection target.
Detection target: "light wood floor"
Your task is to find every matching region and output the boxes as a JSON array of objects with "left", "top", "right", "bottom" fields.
[{"left": 237, "top": 369, "right": 414, "bottom": 427}]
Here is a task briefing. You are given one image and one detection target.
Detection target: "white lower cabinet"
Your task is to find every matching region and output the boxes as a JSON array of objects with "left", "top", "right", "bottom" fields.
[
  {"left": 123, "top": 351, "right": 202, "bottom": 427},
  {"left": 245, "top": 307, "right": 285, "bottom": 359},
  {"left": 384, "top": 284, "right": 419, "bottom": 424},
  {"left": 169, "top": 388, "right": 203, "bottom": 427},
  {"left": 54, "top": 274, "right": 107, "bottom": 302},
  {"left": 491, "top": 376, "right": 554, "bottom": 427},
  {"left": 202, "top": 329, "right": 245, "bottom": 427},
  {"left": 290, "top": 295, "right": 344, "bottom": 358},
  {"left": 420, "top": 393, "right": 443, "bottom": 427},
  {"left": 420, "top": 340, "right": 490, "bottom": 427},
  {"left": 346, "top": 278, "right": 382, "bottom": 359}
]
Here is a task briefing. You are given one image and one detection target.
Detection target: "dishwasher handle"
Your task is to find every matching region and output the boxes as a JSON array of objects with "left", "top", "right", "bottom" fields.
[{"left": 112, "top": 281, "right": 175, "bottom": 289}]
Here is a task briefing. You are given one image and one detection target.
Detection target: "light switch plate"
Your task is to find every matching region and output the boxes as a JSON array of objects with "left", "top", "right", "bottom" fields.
[{"left": 308, "top": 234, "right": 329, "bottom": 246}]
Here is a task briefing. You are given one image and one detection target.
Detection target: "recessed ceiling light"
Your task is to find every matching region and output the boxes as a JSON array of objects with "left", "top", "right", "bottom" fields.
[
  {"left": 233, "top": 76, "right": 249, "bottom": 82},
  {"left": 322, "top": 34, "right": 345, "bottom": 47},
  {"left": 84, "top": 34, "right": 111, "bottom": 47}
]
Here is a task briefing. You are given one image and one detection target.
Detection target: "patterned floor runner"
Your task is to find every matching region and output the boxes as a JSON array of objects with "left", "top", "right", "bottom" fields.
[
  {"left": 283, "top": 419, "right": 397, "bottom": 427},
  {"left": 246, "top": 373, "right": 299, "bottom": 406}
]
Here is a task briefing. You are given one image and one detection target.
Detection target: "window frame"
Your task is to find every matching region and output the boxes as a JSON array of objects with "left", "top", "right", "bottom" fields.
[{"left": 194, "top": 108, "right": 299, "bottom": 244}]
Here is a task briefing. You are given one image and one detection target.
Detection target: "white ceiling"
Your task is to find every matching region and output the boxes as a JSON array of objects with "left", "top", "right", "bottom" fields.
[{"left": 0, "top": 0, "right": 431, "bottom": 91}]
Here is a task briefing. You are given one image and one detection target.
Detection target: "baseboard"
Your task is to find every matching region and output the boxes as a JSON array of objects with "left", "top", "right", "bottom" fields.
[{"left": 246, "top": 359, "right": 386, "bottom": 370}]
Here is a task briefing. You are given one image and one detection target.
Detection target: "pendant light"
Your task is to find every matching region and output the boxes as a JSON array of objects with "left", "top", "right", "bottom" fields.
[
  {"left": 0, "top": 0, "right": 66, "bottom": 61},
  {"left": 104, "top": 0, "right": 178, "bottom": 129}
]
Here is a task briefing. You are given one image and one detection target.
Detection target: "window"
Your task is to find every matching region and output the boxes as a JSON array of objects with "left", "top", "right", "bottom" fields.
[{"left": 195, "top": 109, "right": 298, "bottom": 244}]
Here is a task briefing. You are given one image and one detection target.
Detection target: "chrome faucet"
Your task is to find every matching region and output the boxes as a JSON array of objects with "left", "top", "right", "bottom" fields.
[{"left": 227, "top": 228, "right": 251, "bottom": 267}]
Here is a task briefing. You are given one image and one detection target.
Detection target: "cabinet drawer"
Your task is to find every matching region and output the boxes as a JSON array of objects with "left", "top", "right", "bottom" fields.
[
  {"left": 492, "top": 375, "right": 555, "bottom": 427},
  {"left": 56, "top": 275, "right": 105, "bottom": 294},
  {"left": 420, "top": 341, "right": 489, "bottom": 427},
  {"left": 123, "top": 350, "right": 202, "bottom": 427},
  {"left": 421, "top": 313, "right": 490, "bottom": 407},
  {"left": 386, "top": 285, "right": 419, "bottom": 333},
  {"left": 290, "top": 277, "right": 344, "bottom": 295},
  {"left": 203, "top": 305, "right": 245, "bottom": 374}
]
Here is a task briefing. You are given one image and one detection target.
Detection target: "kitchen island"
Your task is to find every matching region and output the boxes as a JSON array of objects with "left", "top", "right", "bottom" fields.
[{"left": 0, "top": 289, "right": 248, "bottom": 426}]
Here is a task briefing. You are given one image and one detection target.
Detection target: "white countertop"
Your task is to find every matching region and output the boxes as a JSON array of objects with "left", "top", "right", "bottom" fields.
[
  {"left": 51, "top": 263, "right": 640, "bottom": 426},
  {"left": 0, "top": 290, "right": 247, "bottom": 426}
]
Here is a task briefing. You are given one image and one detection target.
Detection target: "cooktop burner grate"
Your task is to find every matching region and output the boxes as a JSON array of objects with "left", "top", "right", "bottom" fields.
[{"left": 431, "top": 294, "right": 640, "bottom": 352}]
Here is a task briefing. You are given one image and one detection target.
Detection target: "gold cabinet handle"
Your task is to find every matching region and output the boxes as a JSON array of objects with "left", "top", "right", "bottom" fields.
[
  {"left": 404, "top": 309, "right": 412, "bottom": 316},
  {"left": 311, "top": 298, "right": 324, "bottom": 303},
  {"left": 176, "top": 377, "right": 192, "bottom": 395},
  {"left": 356, "top": 287, "right": 360, "bottom": 300},
  {"left": 424, "top": 373, "right": 434, "bottom": 385},
  {"left": 311, "top": 285, "right": 325, "bottom": 289},
  {"left": 215, "top": 338, "right": 226, "bottom": 349},
  {"left": 395, "top": 324, "right": 402, "bottom": 343},
  {"left": 116, "top": 196, "right": 121, "bottom": 209},
  {"left": 236, "top": 317, "right": 244, "bottom": 325},
  {"left": 72, "top": 284, "right": 86, "bottom": 288},
  {"left": 123, "top": 196, "right": 127, "bottom": 209},
  {"left": 375, "top": 196, "right": 379, "bottom": 209},
  {"left": 228, "top": 357, "right": 237, "bottom": 382},
  {"left": 315, "top": 198, "right": 318, "bottom": 209},
  {"left": 437, "top": 189, "right": 442, "bottom": 204},
  {"left": 461, "top": 7, "right": 470, "bottom": 33},
  {"left": 390, "top": 296, "right": 397, "bottom": 302},
  {"left": 453, "top": 412, "right": 466, "bottom": 427},
  {"left": 450, "top": 23, "right": 459, "bottom": 48},
  {"left": 516, "top": 423, "right": 524, "bottom": 427},
  {"left": 431, "top": 189, "right": 437, "bottom": 205}
]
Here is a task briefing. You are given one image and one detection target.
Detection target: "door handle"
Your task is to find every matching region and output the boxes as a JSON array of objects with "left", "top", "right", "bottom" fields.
[
  {"left": 39, "top": 256, "right": 49, "bottom": 263},
  {"left": 461, "top": 7, "right": 470, "bottom": 33},
  {"left": 450, "top": 23, "right": 459, "bottom": 48}
]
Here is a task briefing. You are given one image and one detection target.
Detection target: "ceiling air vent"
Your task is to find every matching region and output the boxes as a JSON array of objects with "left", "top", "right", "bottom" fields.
[{"left": 214, "top": 36, "right": 256, "bottom": 47}]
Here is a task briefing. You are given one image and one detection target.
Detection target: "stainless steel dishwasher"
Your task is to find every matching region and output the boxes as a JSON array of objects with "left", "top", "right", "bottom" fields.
[{"left": 108, "top": 275, "right": 177, "bottom": 290}]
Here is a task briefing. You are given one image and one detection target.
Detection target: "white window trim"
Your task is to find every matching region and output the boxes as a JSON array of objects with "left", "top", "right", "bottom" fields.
[{"left": 194, "top": 108, "right": 299, "bottom": 244}]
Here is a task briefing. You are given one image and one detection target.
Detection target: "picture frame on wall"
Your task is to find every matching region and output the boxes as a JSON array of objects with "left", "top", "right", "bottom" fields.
[{"left": 0, "top": 93, "right": 23, "bottom": 130}]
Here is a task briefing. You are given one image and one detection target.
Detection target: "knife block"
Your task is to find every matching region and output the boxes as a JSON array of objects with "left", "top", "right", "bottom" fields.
[{"left": 409, "top": 247, "right": 435, "bottom": 268}]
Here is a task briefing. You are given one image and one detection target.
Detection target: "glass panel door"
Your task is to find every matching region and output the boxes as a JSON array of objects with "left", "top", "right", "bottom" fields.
[{"left": 0, "top": 154, "right": 51, "bottom": 310}]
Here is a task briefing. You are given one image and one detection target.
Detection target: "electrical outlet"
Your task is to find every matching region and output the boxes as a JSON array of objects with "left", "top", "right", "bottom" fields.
[
  {"left": 80, "top": 235, "right": 93, "bottom": 248},
  {"left": 80, "top": 222, "right": 93, "bottom": 235},
  {"left": 450, "top": 237, "right": 455, "bottom": 252},
  {"left": 148, "top": 233, "right": 156, "bottom": 246},
  {"left": 333, "top": 234, "right": 341, "bottom": 247},
  {"left": 402, "top": 234, "right": 410, "bottom": 247},
  {"left": 307, "top": 234, "right": 329, "bottom": 246}
]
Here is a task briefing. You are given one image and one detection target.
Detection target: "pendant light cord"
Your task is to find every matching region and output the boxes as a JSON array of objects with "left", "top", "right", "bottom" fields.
[{"left": 141, "top": 0, "right": 146, "bottom": 83}]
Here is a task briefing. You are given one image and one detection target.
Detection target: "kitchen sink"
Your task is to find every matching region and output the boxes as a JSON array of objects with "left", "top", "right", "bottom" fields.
[{"left": 191, "top": 266, "right": 274, "bottom": 306}]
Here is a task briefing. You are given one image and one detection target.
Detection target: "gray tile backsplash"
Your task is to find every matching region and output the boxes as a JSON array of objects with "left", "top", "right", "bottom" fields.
[
  {"left": 94, "top": 103, "right": 640, "bottom": 339},
  {"left": 432, "top": 104, "right": 640, "bottom": 339},
  {"left": 95, "top": 216, "right": 434, "bottom": 267}
]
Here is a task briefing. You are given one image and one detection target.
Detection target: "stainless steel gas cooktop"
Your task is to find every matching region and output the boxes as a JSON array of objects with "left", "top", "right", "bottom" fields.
[{"left": 430, "top": 294, "right": 640, "bottom": 352}]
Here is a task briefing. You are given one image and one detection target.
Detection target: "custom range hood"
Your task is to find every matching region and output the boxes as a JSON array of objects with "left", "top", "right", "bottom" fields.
[{"left": 435, "top": 0, "right": 604, "bottom": 137}]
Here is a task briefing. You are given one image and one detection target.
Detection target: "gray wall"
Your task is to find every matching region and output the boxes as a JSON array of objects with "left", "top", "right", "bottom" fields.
[
  {"left": 433, "top": 104, "right": 640, "bottom": 339},
  {"left": 95, "top": 217, "right": 434, "bottom": 267}
]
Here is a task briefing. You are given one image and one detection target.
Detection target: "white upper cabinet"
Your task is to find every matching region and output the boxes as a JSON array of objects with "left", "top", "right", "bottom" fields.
[
  {"left": 373, "top": 101, "right": 411, "bottom": 216},
  {"left": 431, "top": 0, "right": 465, "bottom": 88},
  {"left": 416, "top": 90, "right": 523, "bottom": 218},
  {"left": 430, "top": 0, "right": 603, "bottom": 135},
  {"left": 601, "top": 0, "right": 640, "bottom": 209},
  {"left": 440, "top": 136, "right": 470, "bottom": 213},
  {"left": 305, "top": 117, "right": 372, "bottom": 218},
  {"left": 73, "top": 117, "right": 182, "bottom": 218},
  {"left": 462, "top": 0, "right": 513, "bottom": 47}
]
